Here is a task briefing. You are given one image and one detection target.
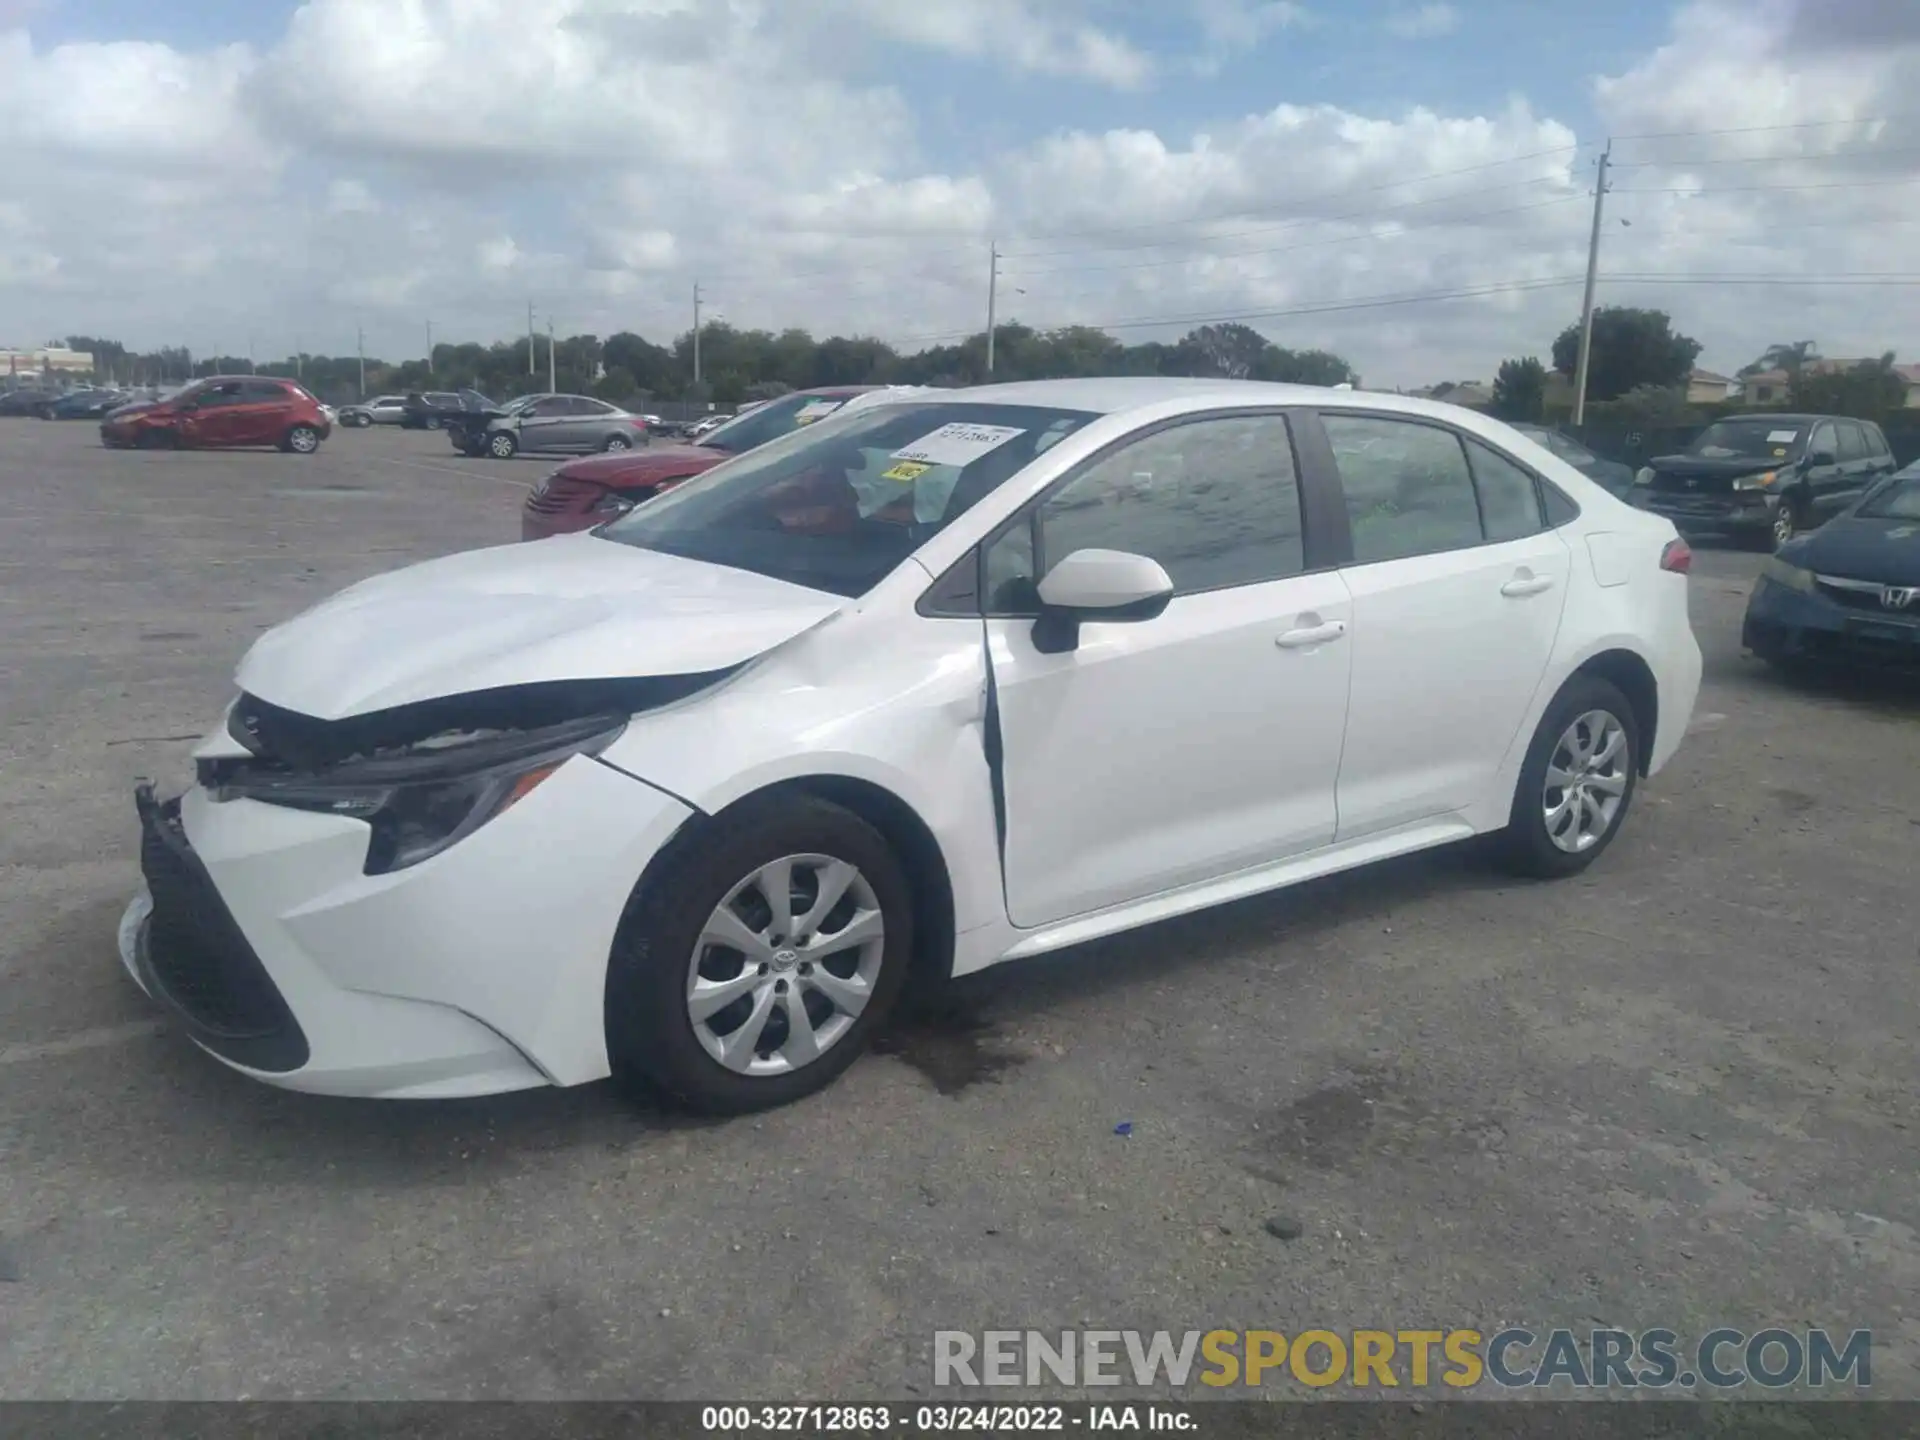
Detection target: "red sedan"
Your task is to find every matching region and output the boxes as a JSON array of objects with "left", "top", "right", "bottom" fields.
[
  {"left": 101, "top": 377, "right": 332, "bottom": 453},
  {"left": 520, "top": 386, "right": 886, "bottom": 540}
]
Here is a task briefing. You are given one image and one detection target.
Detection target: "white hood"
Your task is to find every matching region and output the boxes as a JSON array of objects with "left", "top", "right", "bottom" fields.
[{"left": 236, "top": 534, "right": 845, "bottom": 720}]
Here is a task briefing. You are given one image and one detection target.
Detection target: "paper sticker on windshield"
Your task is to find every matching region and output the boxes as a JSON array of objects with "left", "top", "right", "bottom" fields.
[
  {"left": 1767, "top": 429, "right": 1799, "bottom": 443},
  {"left": 881, "top": 460, "right": 932, "bottom": 482},
  {"left": 891, "top": 422, "right": 1025, "bottom": 468},
  {"left": 793, "top": 400, "right": 845, "bottom": 426}
]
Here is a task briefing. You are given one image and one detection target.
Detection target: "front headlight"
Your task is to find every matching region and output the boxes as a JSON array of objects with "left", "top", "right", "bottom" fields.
[
  {"left": 1732, "top": 470, "right": 1780, "bottom": 492},
  {"left": 1761, "top": 556, "right": 1815, "bottom": 593},
  {"left": 1634, "top": 467, "right": 1654, "bottom": 486},
  {"left": 214, "top": 714, "right": 627, "bottom": 874}
]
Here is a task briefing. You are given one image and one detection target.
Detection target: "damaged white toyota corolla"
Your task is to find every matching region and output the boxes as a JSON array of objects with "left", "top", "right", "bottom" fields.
[{"left": 119, "top": 378, "right": 1701, "bottom": 1112}]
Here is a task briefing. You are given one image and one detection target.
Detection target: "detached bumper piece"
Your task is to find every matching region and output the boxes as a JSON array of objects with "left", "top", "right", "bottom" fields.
[{"left": 134, "top": 783, "right": 310, "bottom": 1072}]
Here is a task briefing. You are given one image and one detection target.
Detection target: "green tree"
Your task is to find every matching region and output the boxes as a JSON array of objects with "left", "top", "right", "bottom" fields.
[
  {"left": 1740, "top": 340, "right": 1819, "bottom": 378},
  {"left": 1551, "top": 307, "right": 1701, "bottom": 402},
  {"left": 1492, "top": 357, "right": 1548, "bottom": 422},
  {"left": 1170, "top": 322, "right": 1270, "bottom": 380},
  {"left": 1253, "top": 346, "right": 1354, "bottom": 386},
  {"left": 1792, "top": 352, "right": 1908, "bottom": 419}
]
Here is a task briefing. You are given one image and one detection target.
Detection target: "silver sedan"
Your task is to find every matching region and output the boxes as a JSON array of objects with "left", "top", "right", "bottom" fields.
[{"left": 471, "top": 394, "right": 651, "bottom": 458}]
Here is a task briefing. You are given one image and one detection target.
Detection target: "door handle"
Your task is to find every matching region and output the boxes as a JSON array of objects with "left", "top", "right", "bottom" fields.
[
  {"left": 1276, "top": 620, "right": 1347, "bottom": 648},
  {"left": 1501, "top": 575, "right": 1555, "bottom": 598}
]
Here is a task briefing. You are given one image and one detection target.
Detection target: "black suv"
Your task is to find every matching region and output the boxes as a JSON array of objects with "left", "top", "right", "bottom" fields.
[
  {"left": 1631, "top": 413, "right": 1896, "bottom": 549},
  {"left": 401, "top": 390, "right": 492, "bottom": 430}
]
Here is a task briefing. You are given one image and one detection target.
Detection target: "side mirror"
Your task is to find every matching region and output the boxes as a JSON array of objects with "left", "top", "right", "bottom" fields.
[
  {"left": 1809, "top": 450, "right": 1837, "bottom": 468},
  {"left": 1030, "top": 548, "right": 1175, "bottom": 654}
]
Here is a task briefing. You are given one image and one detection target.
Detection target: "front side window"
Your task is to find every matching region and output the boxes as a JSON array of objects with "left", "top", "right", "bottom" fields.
[
  {"left": 1323, "top": 414, "right": 1482, "bottom": 564},
  {"left": 1837, "top": 421, "right": 1869, "bottom": 462},
  {"left": 986, "top": 414, "right": 1306, "bottom": 605},
  {"left": 599, "top": 402, "right": 1096, "bottom": 598}
]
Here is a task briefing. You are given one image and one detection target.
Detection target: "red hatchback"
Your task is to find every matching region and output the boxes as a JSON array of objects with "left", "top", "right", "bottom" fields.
[
  {"left": 520, "top": 386, "right": 886, "bottom": 540},
  {"left": 101, "top": 376, "right": 332, "bottom": 454}
]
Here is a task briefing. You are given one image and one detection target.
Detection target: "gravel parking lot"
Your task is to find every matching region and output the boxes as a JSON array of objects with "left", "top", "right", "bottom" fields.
[{"left": 2, "top": 419, "right": 1917, "bottom": 1400}]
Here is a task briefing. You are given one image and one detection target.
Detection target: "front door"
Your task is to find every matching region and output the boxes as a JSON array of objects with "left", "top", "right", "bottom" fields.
[
  {"left": 178, "top": 381, "right": 247, "bottom": 446},
  {"left": 984, "top": 411, "right": 1353, "bottom": 928},
  {"left": 1316, "top": 413, "right": 1572, "bottom": 838},
  {"left": 516, "top": 396, "right": 574, "bottom": 452}
]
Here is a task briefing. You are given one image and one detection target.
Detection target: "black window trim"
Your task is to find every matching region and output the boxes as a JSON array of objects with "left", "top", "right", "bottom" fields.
[{"left": 920, "top": 405, "right": 1346, "bottom": 620}]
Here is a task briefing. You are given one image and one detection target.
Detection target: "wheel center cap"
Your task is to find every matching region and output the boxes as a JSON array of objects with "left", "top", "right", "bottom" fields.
[{"left": 771, "top": 948, "right": 800, "bottom": 973}]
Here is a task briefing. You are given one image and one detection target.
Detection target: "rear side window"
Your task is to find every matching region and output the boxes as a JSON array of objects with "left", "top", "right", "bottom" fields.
[
  {"left": 242, "top": 380, "right": 289, "bottom": 402},
  {"left": 1322, "top": 414, "right": 1482, "bottom": 564},
  {"left": 1464, "top": 439, "right": 1546, "bottom": 543}
]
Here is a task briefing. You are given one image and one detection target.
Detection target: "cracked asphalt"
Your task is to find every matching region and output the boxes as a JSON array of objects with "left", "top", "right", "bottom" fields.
[{"left": 1, "top": 419, "right": 1916, "bottom": 1401}]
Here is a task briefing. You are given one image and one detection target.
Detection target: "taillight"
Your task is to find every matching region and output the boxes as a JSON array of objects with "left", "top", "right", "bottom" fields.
[{"left": 1660, "top": 538, "right": 1692, "bottom": 574}]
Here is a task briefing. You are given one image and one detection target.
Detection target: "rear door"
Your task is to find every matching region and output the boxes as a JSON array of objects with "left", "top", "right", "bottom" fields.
[
  {"left": 1828, "top": 421, "right": 1878, "bottom": 516},
  {"left": 565, "top": 397, "right": 619, "bottom": 450},
  {"left": 1315, "top": 411, "right": 1573, "bottom": 838},
  {"left": 235, "top": 380, "right": 291, "bottom": 445}
]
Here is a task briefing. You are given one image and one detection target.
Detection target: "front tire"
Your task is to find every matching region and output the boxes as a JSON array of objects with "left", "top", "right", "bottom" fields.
[
  {"left": 487, "top": 430, "right": 518, "bottom": 459},
  {"left": 606, "top": 794, "right": 914, "bottom": 1114},
  {"left": 425, "top": 414, "right": 443, "bottom": 430},
  {"left": 1493, "top": 675, "right": 1640, "bottom": 879}
]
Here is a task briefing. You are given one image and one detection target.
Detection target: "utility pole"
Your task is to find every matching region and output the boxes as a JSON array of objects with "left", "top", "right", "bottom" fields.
[
  {"left": 547, "top": 316, "right": 557, "bottom": 393},
  {"left": 1570, "top": 143, "right": 1612, "bottom": 428},
  {"left": 426, "top": 320, "right": 433, "bottom": 378},
  {"left": 692, "top": 281, "right": 703, "bottom": 388},
  {"left": 528, "top": 301, "right": 536, "bottom": 375},
  {"left": 357, "top": 325, "right": 366, "bottom": 399},
  {"left": 985, "top": 241, "right": 999, "bottom": 375},
  {"left": 247, "top": 334, "right": 256, "bottom": 374}
]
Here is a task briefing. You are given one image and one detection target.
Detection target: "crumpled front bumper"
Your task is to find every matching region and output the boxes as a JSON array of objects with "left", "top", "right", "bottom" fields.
[{"left": 117, "top": 755, "right": 695, "bottom": 1099}]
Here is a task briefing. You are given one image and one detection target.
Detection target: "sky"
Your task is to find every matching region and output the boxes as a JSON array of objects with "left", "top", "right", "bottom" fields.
[{"left": 3, "top": 0, "right": 1919, "bottom": 386}]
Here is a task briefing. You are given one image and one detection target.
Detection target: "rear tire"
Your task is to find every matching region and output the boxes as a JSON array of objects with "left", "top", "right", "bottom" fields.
[
  {"left": 606, "top": 794, "right": 914, "bottom": 1114},
  {"left": 602, "top": 432, "right": 633, "bottom": 452},
  {"left": 487, "top": 430, "right": 519, "bottom": 459},
  {"left": 425, "top": 414, "right": 443, "bottom": 430},
  {"left": 282, "top": 424, "right": 321, "bottom": 454},
  {"left": 1492, "top": 674, "right": 1640, "bottom": 880}
]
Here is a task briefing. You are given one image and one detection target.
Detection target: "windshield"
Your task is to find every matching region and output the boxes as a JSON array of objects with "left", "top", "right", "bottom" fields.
[
  {"left": 1860, "top": 476, "right": 1920, "bottom": 521},
  {"left": 1686, "top": 419, "right": 1805, "bottom": 460},
  {"left": 599, "top": 401, "right": 1098, "bottom": 597},
  {"left": 698, "top": 391, "right": 866, "bottom": 455}
]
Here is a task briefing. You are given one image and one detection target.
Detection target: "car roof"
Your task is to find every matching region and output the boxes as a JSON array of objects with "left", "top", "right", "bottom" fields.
[
  {"left": 929, "top": 376, "right": 1496, "bottom": 424},
  {"left": 1715, "top": 412, "right": 1876, "bottom": 426}
]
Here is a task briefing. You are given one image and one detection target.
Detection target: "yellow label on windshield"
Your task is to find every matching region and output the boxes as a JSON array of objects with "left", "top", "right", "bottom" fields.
[{"left": 881, "top": 461, "right": 932, "bottom": 482}]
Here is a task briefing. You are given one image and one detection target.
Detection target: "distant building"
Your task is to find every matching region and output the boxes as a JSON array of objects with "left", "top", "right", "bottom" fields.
[
  {"left": 1741, "top": 358, "right": 1920, "bottom": 408},
  {"left": 1686, "top": 368, "right": 1738, "bottom": 404},
  {"left": 1, "top": 345, "right": 95, "bottom": 378}
]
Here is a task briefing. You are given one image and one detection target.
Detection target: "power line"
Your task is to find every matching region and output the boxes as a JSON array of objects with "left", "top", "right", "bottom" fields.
[
  {"left": 1005, "top": 195, "right": 1587, "bottom": 280},
  {"left": 1609, "top": 116, "right": 1907, "bottom": 141},
  {"left": 1612, "top": 176, "right": 1920, "bottom": 195},
  {"left": 1609, "top": 143, "right": 1920, "bottom": 170}
]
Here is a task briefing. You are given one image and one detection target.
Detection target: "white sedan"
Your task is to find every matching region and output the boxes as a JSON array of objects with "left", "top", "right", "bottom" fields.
[{"left": 118, "top": 379, "right": 1701, "bottom": 1111}]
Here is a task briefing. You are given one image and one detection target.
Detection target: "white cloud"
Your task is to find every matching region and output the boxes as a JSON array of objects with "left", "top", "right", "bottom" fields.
[
  {"left": 1384, "top": 4, "right": 1459, "bottom": 40},
  {"left": 1, "top": 0, "right": 1917, "bottom": 388}
]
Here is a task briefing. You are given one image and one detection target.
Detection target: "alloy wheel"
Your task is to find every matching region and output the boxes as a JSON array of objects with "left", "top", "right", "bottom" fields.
[
  {"left": 288, "top": 427, "right": 319, "bottom": 453},
  {"left": 1542, "top": 709, "right": 1629, "bottom": 854},
  {"left": 1772, "top": 505, "right": 1796, "bottom": 548},
  {"left": 604, "top": 434, "right": 632, "bottom": 451},
  {"left": 489, "top": 433, "right": 516, "bottom": 458},
  {"left": 685, "top": 854, "right": 885, "bottom": 1077}
]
